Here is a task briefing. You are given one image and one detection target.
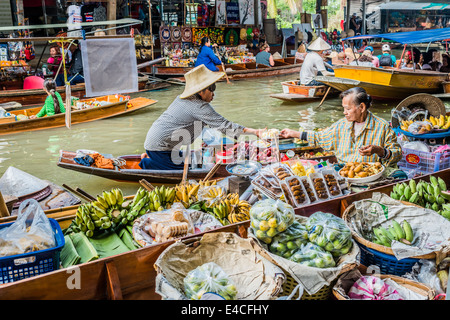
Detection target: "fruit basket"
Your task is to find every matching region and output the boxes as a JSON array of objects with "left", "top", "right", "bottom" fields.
[
  {"left": 154, "top": 232, "right": 285, "bottom": 300},
  {"left": 332, "top": 268, "right": 435, "bottom": 300},
  {"left": 342, "top": 201, "right": 436, "bottom": 276}
]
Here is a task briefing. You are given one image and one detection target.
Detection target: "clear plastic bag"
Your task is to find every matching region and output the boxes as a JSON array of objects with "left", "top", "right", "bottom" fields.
[
  {"left": 250, "top": 198, "right": 295, "bottom": 244},
  {"left": 403, "top": 259, "right": 444, "bottom": 295},
  {"left": 288, "top": 242, "right": 336, "bottom": 268},
  {"left": 305, "top": 211, "right": 353, "bottom": 258},
  {"left": 0, "top": 199, "right": 55, "bottom": 258},
  {"left": 183, "top": 262, "right": 238, "bottom": 300},
  {"left": 348, "top": 276, "right": 403, "bottom": 300},
  {"left": 269, "top": 220, "right": 309, "bottom": 259},
  {"left": 407, "top": 121, "right": 432, "bottom": 135}
]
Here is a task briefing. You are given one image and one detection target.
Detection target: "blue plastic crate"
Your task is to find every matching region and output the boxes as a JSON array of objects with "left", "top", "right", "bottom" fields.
[
  {"left": 0, "top": 218, "right": 65, "bottom": 284},
  {"left": 358, "top": 243, "right": 419, "bottom": 276}
]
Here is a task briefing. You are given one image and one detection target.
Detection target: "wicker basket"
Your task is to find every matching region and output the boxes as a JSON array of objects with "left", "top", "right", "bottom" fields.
[
  {"left": 154, "top": 232, "right": 285, "bottom": 300},
  {"left": 333, "top": 273, "right": 435, "bottom": 300},
  {"left": 342, "top": 201, "right": 436, "bottom": 276}
]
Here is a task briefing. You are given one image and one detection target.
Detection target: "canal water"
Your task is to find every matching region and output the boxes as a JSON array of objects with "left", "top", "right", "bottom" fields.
[{"left": 1, "top": 74, "right": 448, "bottom": 197}]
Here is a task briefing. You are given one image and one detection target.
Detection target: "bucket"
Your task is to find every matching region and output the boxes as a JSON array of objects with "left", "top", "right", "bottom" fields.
[{"left": 215, "top": 150, "right": 234, "bottom": 164}]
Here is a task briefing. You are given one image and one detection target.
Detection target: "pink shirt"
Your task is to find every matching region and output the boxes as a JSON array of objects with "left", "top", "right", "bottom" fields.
[
  {"left": 371, "top": 56, "right": 380, "bottom": 67},
  {"left": 47, "top": 56, "right": 63, "bottom": 73}
]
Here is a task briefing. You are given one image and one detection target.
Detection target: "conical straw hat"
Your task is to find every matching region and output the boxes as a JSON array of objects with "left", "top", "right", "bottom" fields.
[
  {"left": 307, "top": 37, "right": 331, "bottom": 51},
  {"left": 180, "top": 65, "right": 225, "bottom": 99}
]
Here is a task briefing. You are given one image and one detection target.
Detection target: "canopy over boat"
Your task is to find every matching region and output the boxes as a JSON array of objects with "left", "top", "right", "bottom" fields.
[{"left": 342, "top": 27, "right": 450, "bottom": 44}]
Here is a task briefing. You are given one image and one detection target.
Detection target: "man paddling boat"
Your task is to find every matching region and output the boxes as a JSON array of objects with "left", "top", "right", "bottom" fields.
[
  {"left": 280, "top": 87, "right": 402, "bottom": 168},
  {"left": 140, "top": 65, "right": 264, "bottom": 170}
]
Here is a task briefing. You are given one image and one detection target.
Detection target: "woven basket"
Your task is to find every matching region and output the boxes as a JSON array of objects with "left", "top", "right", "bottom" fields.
[
  {"left": 332, "top": 273, "right": 435, "bottom": 300},
  {"left": 342, "top": 201, "right": 436, "bottom": 260}
]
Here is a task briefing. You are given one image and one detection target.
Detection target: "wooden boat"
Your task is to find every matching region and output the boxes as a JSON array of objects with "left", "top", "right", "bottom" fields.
[
  {"left": 0, "top": 95, "right": 157, "bottom": 135},
  {"left": 153, "top": 57, "right": 302, "bottom": 81},
  {"left": 0, "top": 167, "right": 447, "bottom": 300},
  {"left": 316, "top": 65, "right": 448, "bottom": 100},
  {"left": 270, "top": 80, "right": 340, "bottom": 103},
  {"left": 0, "top": 76, "right": 161, "bottom": 107}
]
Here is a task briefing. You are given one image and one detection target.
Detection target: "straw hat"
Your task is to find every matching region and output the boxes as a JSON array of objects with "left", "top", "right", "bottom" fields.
[
  {"left": 180, "top": 65, "right": 225, "bottom": 99},
  {"left": 347, "top": 29, "right": 355, "bottom": 37},
  {"left": 392, "top": 93, "right": 446, "bottom": 128},
  {"left": 307, "top": 37, "right": 331, "bottom": 51}
]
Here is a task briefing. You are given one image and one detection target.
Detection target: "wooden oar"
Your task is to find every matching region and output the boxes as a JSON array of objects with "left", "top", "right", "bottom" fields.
[
  {"left": 316, "top": 86, "right": 332, "bottom": 109},
  {"left": 76, "top": 187, "right": 96, "bottom": 201},
  {"left": 139, "top": 179, "right": 155, "bottom": 192},
  {"left": 181, "top": 147, "right": 191, "bottom": 185},
  {"left": 62, "top": 184, "right": 93, "bottom": 202},
  {"left": 221, "top": 63, "right": 232, "bottom": 84},
  {"left": 202, "top": 161, "right": 222, "bottom": 182}
]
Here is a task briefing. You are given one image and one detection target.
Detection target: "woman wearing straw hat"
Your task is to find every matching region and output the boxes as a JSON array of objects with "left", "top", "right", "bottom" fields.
[
  {"left": 140, "top": 65, "right": 264, "bottom": 170},
  {"left": 299, "top": 37, "right": 334, "bottom": 86}
]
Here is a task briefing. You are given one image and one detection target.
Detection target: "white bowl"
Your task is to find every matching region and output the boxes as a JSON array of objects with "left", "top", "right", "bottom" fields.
[{"left": 338, "top": 163, "right": 385, "bottom": 184}]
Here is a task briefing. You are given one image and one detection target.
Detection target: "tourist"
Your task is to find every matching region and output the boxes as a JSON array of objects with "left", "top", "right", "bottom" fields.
[
  {"left": 349, "top": 51, "right": 375, "bottom": 67},
  {"left": 67, "top": 40, "right": 85, "bottom": 84},
  {"left": 440, "top": 54, "right": 450, "bottom": 73},
  {"left": 194, "top": 36, "right": 222, "bottom": 72},
  {"left": 363, "top": 46, "right": 379, "bottom": 67},
  {"left": 255, "top": 42, "right": 274, "bottom": 67},
  {"left": 47, "top": 45, "right": 64, "bottom": 86},
  {"left": 401, "top": 51, "right": 415, "bottom": 70},
  {"left": 377, "top": 44, "right": 397, "bottom": 67},
  {"left": 140, "top": 65, "right": 265, "bottom": 170},
  {"left": 29, "top": 79, "right": 65, "bottom": 119},
  {"left": 280, "top": 87, "right": 401, "bottom": 167},
  {"left": 299, "top": 37, "right": 334, "bottom": 86}
]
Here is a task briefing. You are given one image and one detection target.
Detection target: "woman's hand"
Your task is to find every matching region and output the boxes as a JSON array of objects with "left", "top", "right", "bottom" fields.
[
  {"left": 280, "top": 128, "right": 300, "bottom": 139},
  {"left": 29, "top": 115, "right": 37, "bottom": 119},
  {"left": 359, "top": 145, "right": 384, "bottom": 158},
  {"left": 244, "top": 127, "right": 266, "bottom": 138}
]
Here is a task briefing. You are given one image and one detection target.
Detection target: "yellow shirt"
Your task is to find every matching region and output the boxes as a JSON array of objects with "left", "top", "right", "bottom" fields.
[{"left": 306, "top": 111, "right": 402, "bottom": 167}]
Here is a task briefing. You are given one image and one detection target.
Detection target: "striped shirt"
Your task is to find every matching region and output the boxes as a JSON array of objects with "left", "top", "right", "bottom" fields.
[
  {"left": 306, "top": 111, "right": 402, "bottom": 166},
  {"left": 144, "top": 95, "right": 245, "bottom": 151}
]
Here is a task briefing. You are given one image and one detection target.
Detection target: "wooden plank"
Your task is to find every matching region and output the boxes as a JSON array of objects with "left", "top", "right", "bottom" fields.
[{"left": 105, "top": 260, "right": 123, "bottom": 300}]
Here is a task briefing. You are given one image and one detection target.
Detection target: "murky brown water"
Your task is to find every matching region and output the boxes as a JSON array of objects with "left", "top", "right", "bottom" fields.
[{"left": 1, "top": 74, "right": 448, "bottom": 197}]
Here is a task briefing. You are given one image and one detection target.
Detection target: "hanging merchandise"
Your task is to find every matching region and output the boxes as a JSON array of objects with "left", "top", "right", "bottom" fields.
[
  {"left": 226, "top": 2, "right": 240, "bottom": 25},
  {"left": 197, "top": 2, "right": 210, "bottom": 27},
  {"left": 225, "top": 28, "right": 239, "bottom": 46},
  {"left": 67, "top": 3, "right": 83, "bottom": 37},
  {"left": 171, "top": 26, "right": 182, "bottom": 42},
  {"left": 159, "top": 25, "right": 171, "bottom": 43},
  {"left": 192, "top": 27, "right": 208, "bottom": 45},
  {"left": 181, "top": 27, "right": 192, "bottom": 42},
  {"left": 209, "top": 28, "right": 225, "bottom": 45},
  {"left": 93, "top": 4, "right": 107, "bottom": 30}
]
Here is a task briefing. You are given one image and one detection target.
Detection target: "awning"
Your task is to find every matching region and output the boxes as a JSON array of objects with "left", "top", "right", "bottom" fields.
[
  {"left": 379, "top": 2, "right": 450, "bottom": 11},
  {"left": 342, "top": 27, "right": 450, "bottom": 44}
]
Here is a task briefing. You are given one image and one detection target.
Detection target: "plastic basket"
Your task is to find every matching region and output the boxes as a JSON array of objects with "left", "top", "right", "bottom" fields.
[
  {"left": 357, "top": 242, "right": 420, "bottom": 276},
  {"left": 397, "top": 147, "right": 450, "bottom": 174},
  {"left": 0, "top": 218, "right": 65, "bottom": 284}
]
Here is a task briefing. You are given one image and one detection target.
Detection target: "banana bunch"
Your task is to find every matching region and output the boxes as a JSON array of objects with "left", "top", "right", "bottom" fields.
[
  {"left": 429, "top": 114, "right": 450, "bottom": 130},
  {"left": 372, "top": 219, "right": 414, "bottom": 247},
  {"left": 390, "top": 176, "right": 450, "bottom": 217},
  {"left": 200, "top": 186, "right": 227, "bottom": 208},
  {"left": 400, "top": 119, "right": 414, "bottom": 131},
  {"left": 121, "top": 186, "right": 177, "bottom": 225},
  {"left": 175, "top": 183, "right": 201, "bottom": 208},
  {"left": 210, "top": 198, "right": 232, "bottom": 226},
  {"left": 226, "top": 193, "right": 251, "bottom": 224}
]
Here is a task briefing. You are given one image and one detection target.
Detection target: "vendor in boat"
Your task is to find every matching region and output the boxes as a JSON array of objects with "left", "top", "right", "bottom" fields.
[
  {"left": 140, "top": 64, "right": 265, "bottom": 170},
  {"left": 194, "top": 36, "right": 222, "bottom": 72},
  {"left": 67, "top": 40, "right": 85, "bottom": 84},
  {"left": 255, "top": 42, "right": 274, "bottom": 67},
  {"left": 47, "top": 45, "right": 64, "bottom": 86},
  {"left": 280, "top": 87, "right": 402, "bottom": 168},
  {"left": 299, "top": 37, "right": 334, "bottom": 86},
  {"left": 29, "top": 79, "right": 65, "bottom": 119}
]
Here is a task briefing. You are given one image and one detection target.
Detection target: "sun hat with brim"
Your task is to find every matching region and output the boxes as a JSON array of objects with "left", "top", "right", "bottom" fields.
[
  {"left": 391, "top": 93, "right": 446, "bottom": 128},
  {"left": 180, "top": 65, "right": 225, "bottom": 99},
  {"left": 347, "top": 29, "right": 355, "bottom": 37},
  {"left": 307, "top": 37, "right": 331, "bottom": 51}
]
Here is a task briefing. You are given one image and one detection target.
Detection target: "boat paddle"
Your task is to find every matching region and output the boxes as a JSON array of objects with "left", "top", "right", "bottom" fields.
[
  {"left": 222, "top": 62, "right": 231, "bottom": 84},
  {"left": 316, "top": 86, "right": 332, "bottom": 109}
]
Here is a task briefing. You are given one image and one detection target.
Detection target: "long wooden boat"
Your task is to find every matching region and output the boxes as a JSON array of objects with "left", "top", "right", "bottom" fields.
[
  {"left": 153, "top": 57, "right": 302, "bottom": 81},
  {"left": 0, "top": 76, "right": 167, "bottom": 107},
  {"left": 0, "top": 167, "right": 447, "bottom": 300},
  {"left": 1, "top": 95, "right": 157, "bottom": 135},
  {"left": 316, "top": 65, "right": 448, "bottom": 100},
  {"left": 270, "top": 80, "right": 340, "bottom": 103}
]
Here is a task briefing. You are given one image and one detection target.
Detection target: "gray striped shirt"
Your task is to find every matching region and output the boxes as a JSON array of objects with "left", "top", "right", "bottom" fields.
[{"left": 144, "top": 95, "right": 245, "bottom": 151}]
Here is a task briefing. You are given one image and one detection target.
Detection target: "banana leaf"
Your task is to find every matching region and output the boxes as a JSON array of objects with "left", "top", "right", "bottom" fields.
[
  {"left": 61, "top": 235, "right": 81, "bottom": 268},
  {"left": 88, "top": 231, "right": 130, "bottom": 259},
  {"left": 70, "top": 232, "right": 99, "bottom": 263}
]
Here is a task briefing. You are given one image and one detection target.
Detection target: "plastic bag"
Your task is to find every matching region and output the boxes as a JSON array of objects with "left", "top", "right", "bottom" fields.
[
  {"left": 197, "top": 185, "right": 227, "bottom": 208},
  {"left": 250, "top": 199, "right": 295, "bottom": 244},
  {"left": 0, "top": 199, "right": 55, "bottom": 258},
  {"left": 184, "top": 262, "right": 237, "bottom": 300},
  {"left": 305, "top": 211, "right": 353, "bottom": 258},
  {"left": 407, "top": 121, "right": 432, "bottom": 135},
  {"left": 403, "top": 259, "right": 444, "bottom": 295},
  {"left": 288, "top": 242, "right": 336, "bottom": 268},
  {"left": 348, "top": 276, "right": 403, "bottom": 300},
  {"left": 269, "top": 220, "right": 309, "bottom": 259}
]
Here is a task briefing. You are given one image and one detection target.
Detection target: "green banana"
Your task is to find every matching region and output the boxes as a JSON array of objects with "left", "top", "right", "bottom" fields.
[
  {"left": 398, "top": 183, "right": 405, "bottom": 195},
  {"left": 379, "top": 226, "right": 394, "bottom": 242},
  {"left": 409, "top": 192, "right": 419, "bottom": 204},
  {"left": 402, "top": 220, "right": 414, "bottom": 242},
  {"left": 442, "top": 210, "right": 450, "bottom": 220},
  {"left": 432, "top": 202, "right": 440, "bottom": 212},
  {"left": 390, "top": 191, "right": 399, "bottom": 200},
  {"left": 438, "top": 177, "right": 447, "bottom": 192},
  {"left": 409, "top": 179, "right": 417, "bottom": 194},
  {"left": 427, "top": 184, "right": 434, "bottom": 195},
  {"left": 392, "top": 220, "right": 406, "bottom": 240},
  {"left": 441, "top": 191, "right": 450, "bottom": 201},
  {"left": 388, "top": 226, "right": 399, "bottom": 241},
  {"left": 430, "top": 175, "right": 438, "bottom": 187}
]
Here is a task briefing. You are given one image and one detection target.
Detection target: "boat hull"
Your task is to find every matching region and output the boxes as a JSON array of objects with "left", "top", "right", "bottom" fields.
[
  {"left": 2, "top": 96, "right": 157, "bottom": 135},
  {"left": 271, "top": 81, "right": 339, "bottom": 103}
]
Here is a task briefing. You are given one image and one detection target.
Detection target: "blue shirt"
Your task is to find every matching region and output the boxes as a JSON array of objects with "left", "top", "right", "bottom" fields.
[
  {"left": 195, "top": 46, "right": 222, "bottom": 71},
  {"left": 255, "top": 51, "right": 271, "bottom": 67},
  {"left": 377, "top": 53, "right": 397, "bottom": 67}
]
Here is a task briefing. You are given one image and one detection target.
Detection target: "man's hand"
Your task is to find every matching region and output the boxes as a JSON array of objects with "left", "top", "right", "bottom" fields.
[{"left": 359, "top": 145, "right": 384, "bottom": 158}]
